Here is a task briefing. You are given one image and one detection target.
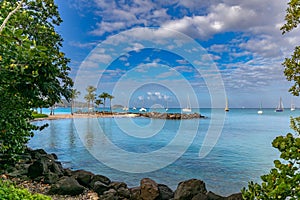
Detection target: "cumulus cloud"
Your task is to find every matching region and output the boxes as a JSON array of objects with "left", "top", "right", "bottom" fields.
[{"left": 70, "top": 0, "right": 300, "bottom": 103}]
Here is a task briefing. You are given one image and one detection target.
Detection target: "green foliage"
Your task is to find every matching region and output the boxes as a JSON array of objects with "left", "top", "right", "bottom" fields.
[
  {"left": 0, "top": 0, "right": 72, "bottom": 163},
  {"left": 283, "top": 46, "right": 300, "bottom": 96},
  {"left": 99, "top": 92, "right": 110, "bottom": 110},
  {"left": 0, "top": 179, "right": 51, "bottom": 200},
  {"left": 70, "top": 89, "right": 80, "bottom": 114},
  {"left": 242, "top": 117, "right": 300, "bottom": 199},
  {"left": 281, "top": 0, "right": 300, "bottom": 34},
  {"left": 281, "top": 0, "right": 300, "bottom": 96},
  {"left": 32, "top": 112, "right": 48, "bottom": 119},
  {"left": 84, "top": 86, "right": 96, "bottom": 111}
]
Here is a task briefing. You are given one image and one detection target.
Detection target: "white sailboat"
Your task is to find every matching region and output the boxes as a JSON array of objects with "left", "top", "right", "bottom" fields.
[
  {"left": 139, "top": 107, "right": 147, "bottom": 112},
  {"left": 122, "top": 106, "right": 129, "bottom": 111},
  {"left": 291, "top": 99, "right": 296, "bottom": 111},
  {"left": 257, "top": 102, "right": 263, "bottom": 114},
  {"left": 165, "top": 100, "right": 168, "bottom": 111},
  {"left": 275, "top": 97, "right": 284, "bottom": 112},
  {"left": 182, "top": 95, "right": 191, "bottom": 112},
  {"left": 225, "top": 98, "right": 229, "bottom": 112}
]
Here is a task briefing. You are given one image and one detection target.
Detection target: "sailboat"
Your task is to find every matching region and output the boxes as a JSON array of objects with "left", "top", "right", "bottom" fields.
[
  {"left": 257, "top": 102, "right": 263, "bottom": 114},
  {"left": 225, "top": 98, "right": 229, "bottom": 112},
  {"left": 165, "top": 100, "right": 168, "bottom": 111},
  {"left": 275, "top": 97, "right": 284, "bottom": 112},
  {"left": 291, "top": 98, "right": 296, "bottom": 111},
  {"left": 182, "top": 95, "right": 192, "bottom": 112}
]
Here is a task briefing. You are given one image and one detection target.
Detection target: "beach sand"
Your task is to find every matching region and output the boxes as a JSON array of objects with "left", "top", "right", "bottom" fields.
[{"left": 34, "top": 113, "right": 140, "bottom": 121}]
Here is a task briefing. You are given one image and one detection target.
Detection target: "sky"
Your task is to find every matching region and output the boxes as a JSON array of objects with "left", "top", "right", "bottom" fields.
[{"left": 54, "top": 0, "right": 300, "bottom": 108}]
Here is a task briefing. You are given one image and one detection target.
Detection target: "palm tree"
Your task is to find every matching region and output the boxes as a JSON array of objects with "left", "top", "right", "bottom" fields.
[
  {"left": 70, "top": 89, "right": 81, "bottom": 115},
  {"left": 84, "top": 86, "right": 96, "bottom": 113},
  {"left": 95, "top": 99, "right": 103, "bottom": 108},
  {"left": 99, "top": 92, "right": 109, "bottom": 112},
  {"left": 107, "top": 94, "right": 114, "bottom": 113}
]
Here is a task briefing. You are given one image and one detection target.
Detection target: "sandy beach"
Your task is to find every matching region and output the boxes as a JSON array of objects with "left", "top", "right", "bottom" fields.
[{"left": 34, "top": 113, "right": 140, "bottom": 121}]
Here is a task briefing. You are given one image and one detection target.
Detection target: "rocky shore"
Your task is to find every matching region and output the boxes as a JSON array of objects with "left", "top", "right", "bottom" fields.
[
  {"left": 139, "top": 112, "right": 206, "bottom": 119},
  {"left": 34, "top": 112, "right": 206, "bottom": 121},
  {"left": 1, "top": 148, "right": 242, "bottom": 200}
]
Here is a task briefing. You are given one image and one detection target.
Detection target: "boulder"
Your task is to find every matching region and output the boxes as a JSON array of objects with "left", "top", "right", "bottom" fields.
[
  {"left": 90, "top": 174, "right": 111, "bottom": 188},
  {"left": 7, "top": 163, "right": 30, "bottom": 178},
  {"left": 30, "top": 149, "right": 47, "bottom": 159},
  {"left": 158, "top": 184, "right": 174, "bottom": 200},
  {"left": 109, "top": 181, "right": 127, "bottom": 190},
  {"left": 130, "top": 186, "right": 141, "bottom": 200},
  {"left": 140, "top": 178, "right": 160, "bottom": 200},
  {"left": 44, "top": 172, "right": 60, "bottom": 184},
  {"left": 117, "top": 186, "right": 131, "bottom": 199},
  {"left": 49, "top": 176, "right": 85, "bottom": 196},
  {"left": 28, "top": 159, "right": 48, "bottom": 179},
  {"left": 72, "top": 169, "right": 94, "bottom": 188},
  {"left": 226, "top": 193, "right": 242, "bottom": 200},
  {"left": 174, "top": 179, "right": 207, "bottom": 200},
  {"left": 28, "top": 155, "right": 63, "bottom": 179},
  {"left": 48, "top": 160, "right": 64, "bottom": 176},
  {"left": 64, "top": 168, "right": 73, "bottom": 176},
  {"left": 93, "top": 181, "right": 109, "bottom": 195},
  {"left": 206, "top": 191, "right": 225, "bottom": 200},
  {"left": 191, "top": 193, "right": 209, "bottom": 200},
  {"left": 99, "top": 189, "right": 117, "bottom": 200}
]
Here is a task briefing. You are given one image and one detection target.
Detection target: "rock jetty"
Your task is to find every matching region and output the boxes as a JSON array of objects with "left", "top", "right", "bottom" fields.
[
  {"left": 140, "top": 112, "right": 206, "bottom": 119},
  {"left": 1, "top": 148, "right": 242, "bottom": 199}
]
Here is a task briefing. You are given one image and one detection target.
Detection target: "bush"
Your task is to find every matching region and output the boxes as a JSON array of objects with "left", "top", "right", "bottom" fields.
[
  {"left": 0, "top": 179, "right": 51, "bottom": 200},
  {"left": 32, "top": 113, "right": 48, "bottom": 119},
  {"left": 242, "top": 117, "right": 300, "bottom": 199}
]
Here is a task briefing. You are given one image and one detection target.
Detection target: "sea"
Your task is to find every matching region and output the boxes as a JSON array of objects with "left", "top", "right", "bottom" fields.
[{"left": 28, "top": 107, "right": 299, "bottom": 196}]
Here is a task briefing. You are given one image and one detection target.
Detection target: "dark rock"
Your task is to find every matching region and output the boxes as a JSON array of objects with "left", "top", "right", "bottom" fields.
[
  {"left": 93, "top": 181, "right": 109, "bottom": 195},
  {"left": 174, "top": 179, "right": 207, "bottom": 200},
  {"left": 140, "top": 178, "right": 160, "bottom": 200},
  {"left": 99, "top": 189, "right": 117, "bottom": 200},
  {"left": 28, "top": 159, "right": 48, "bottom": 178},
  {"left": 191, "top": 193, "right": 209, "bottom": 200},
  {"left": 158, "top": 184, "right": 174, "bottom": 200},
  {"left": 130, "top": 187, "right": 141, "bottom": 200},
  {"left": 117, "top": 187, "right": 131, "bottom": 199},
  {"left": 206, "top": 191, "right": 225, "bottom": 200},
  {"left": 28, "top": 154, "right": 63, "bottom": 179},
  {"left": 226, "top": 193, "right": 242, "bottom": 200},
  {"left": 49, "top": 176, "right": 85, "bottom": 196},
  {"left": 7, "top": 163, "right": 30, "bottom": 178},
  {"left": 49, "top": 161, "right": 64, "bottom": 176},
  {"left": 30, "top": 149, "right": 47, "bottom": 159},
  {"left": 90, "top": 174, "right": 111, "bottom": 188},
  {"left": 109, "top": 181, "right": 127, "bottom": 190},
  {"left": 64, "top": 168, "right": 73, "bottom": 176},
  {"left": 44, "top": 172, "right": 59, "bottom": 184},
  {"left": 72, "top": 169, "right": 94, "bottom": 188},
  {"left": 51, "top": 153, "right": 58, "bottom": 160}
]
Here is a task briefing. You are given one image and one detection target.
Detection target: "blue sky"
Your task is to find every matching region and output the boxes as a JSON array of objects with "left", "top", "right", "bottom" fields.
[{"left": 55, "top": 0, "right": 300, "bottom": 108}]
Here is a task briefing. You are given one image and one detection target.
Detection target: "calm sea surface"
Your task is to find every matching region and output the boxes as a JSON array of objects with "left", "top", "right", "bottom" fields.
[{"left": 29, "top": 108, "right": 299, "bottom": 196}]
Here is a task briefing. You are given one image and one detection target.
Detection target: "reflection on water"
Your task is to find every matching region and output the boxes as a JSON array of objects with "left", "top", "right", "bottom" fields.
[{"left": 28, "top": 108, "right": 297, "bottom": 196}]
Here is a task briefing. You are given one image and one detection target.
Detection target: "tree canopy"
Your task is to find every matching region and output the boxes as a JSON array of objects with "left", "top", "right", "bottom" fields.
[
  {"left": 281, "top": 0, "right": 300, "bottom": 96},
  {"left": 0, "top": 0, "right": 73, "bottom": 162}
]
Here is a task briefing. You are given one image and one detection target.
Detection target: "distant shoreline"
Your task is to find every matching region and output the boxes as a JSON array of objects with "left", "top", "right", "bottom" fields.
[
  {"left": 33, "top": 112, "right": 206, "bottom": 121},
  {"left": 33, "top": 113, "right": 140, "bottom": 121}
]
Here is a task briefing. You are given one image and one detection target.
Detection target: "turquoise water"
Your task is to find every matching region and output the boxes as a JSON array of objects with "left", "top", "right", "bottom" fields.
[{"left": 29, "top": 108, "right": 299, "bottom": 195}]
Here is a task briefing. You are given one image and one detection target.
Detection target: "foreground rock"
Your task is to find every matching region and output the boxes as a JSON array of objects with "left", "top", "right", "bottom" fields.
[
  {"left": 49, "top": 176, "right": 85, "bottom": 195},
  {"left": 0, "top": 148, "right": 242, "bottom": 199}
]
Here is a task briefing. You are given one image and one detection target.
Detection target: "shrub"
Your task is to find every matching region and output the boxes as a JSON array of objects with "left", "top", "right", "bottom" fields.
[
  {"left": 0, "top": 179, "right": 51, "bottom": 200},
  {"left": 242, "top": 117, "right": 300, "bottom": 199}
]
